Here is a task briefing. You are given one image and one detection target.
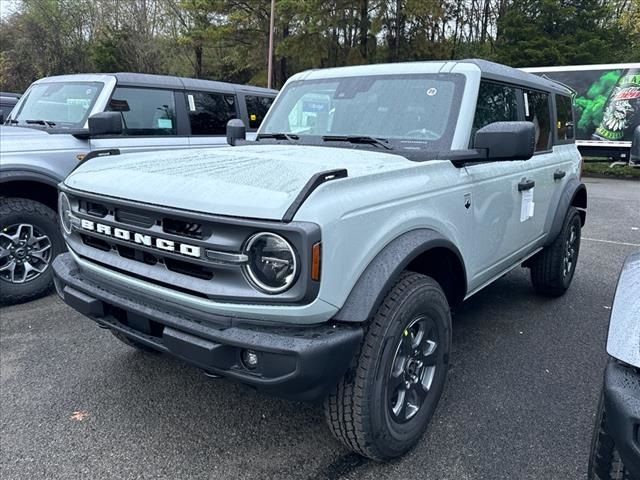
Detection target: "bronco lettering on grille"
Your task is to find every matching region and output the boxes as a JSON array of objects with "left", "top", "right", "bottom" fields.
[{"left": 79, "top": 219, "right": 201, "bottom": 258}]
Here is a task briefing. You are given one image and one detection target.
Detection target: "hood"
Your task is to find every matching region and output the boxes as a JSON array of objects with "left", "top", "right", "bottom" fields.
[
  {"left": 64, "top": 144, "right": 414, "bottom": 220},
  {"left": 0, "top": 125, "right": 49, "bottom": 137},
  {"left": 0, "top": 125, "right": 84, "bottom": 153}
]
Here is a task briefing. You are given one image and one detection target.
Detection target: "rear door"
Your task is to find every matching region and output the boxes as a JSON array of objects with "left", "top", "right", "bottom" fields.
[
  {"left": 90, "top": 86, "right": 189, "bottom": 153},
  {"left": 186, "top": 90, "right": 238, "bottom": 147},
  {"left": 240, "top": 93, "right": 275, "bottom": 138}
]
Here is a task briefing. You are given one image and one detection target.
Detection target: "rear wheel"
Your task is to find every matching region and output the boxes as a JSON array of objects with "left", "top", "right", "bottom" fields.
[
  {"left": 589, "top": 391, "right": 632, "bottom": 480},
  {"left": 530, "top": 206, "right": 581, "bottom": 297},
  {"left": 0, "top": 198, "right": 64, "bottom": 305},
  {"left": 324, "top": 272, "right": 451, "bottom": 460}
]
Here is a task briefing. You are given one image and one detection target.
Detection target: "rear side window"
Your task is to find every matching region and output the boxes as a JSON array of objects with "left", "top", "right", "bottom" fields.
[
  {"left": 108, "top": 88, "right": 176, "bottom": 136},
  {"left": 524, "top": 90, "right": 551, "bottom": 152},
  {"left": 186, "top": 91, "right": 237, "bottom": 135},
  {"left": 472, "top": 81, "right": 519, "bottom": 132},
  {"left": 555, "top": 94, "right": 574, "bottom": 141},
  {"left": 245, "top": 95, "right": 274, "bottom": 129}
]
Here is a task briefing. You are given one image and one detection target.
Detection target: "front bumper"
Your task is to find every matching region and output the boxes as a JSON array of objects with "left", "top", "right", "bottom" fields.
[
  {"left": 53, "top": 253, "right": 362, "bottom": 401},
  {"left": 603, "top": 359, "right": 640, "bottom": 477}
]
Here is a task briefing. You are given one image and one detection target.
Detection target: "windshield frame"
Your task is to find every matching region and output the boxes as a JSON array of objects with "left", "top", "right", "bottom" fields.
[
  {"left": 259, "top": 72, "right": 466, "bottom": 152},
  {"left": 9, "top": 81, "right": 105, "bottom": 130}
]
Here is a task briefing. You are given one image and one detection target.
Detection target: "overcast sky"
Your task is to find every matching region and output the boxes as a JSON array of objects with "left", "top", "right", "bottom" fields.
[{"left": 0, "top": 0, "right": 20, "bottom": 20}]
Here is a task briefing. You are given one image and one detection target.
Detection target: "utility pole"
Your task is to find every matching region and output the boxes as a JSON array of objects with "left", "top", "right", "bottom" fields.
[{"left": 267, "top": 0, "right": 275, "bottom": 89}]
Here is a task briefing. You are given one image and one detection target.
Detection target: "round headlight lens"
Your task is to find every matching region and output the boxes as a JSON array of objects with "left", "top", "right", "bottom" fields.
[
  {"left": 58, "top": 192, "right": 73, "bottom": 235},
  {"left": 243, "top": 232, "right": 298, "bottom": 294}
]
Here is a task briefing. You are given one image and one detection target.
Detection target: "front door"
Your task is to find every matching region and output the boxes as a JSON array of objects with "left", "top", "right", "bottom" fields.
[
  {"left": 90, "top": 87, "right": 188, "bottom": 154},
  {"left": 465, "top": 81, "right": 544, "bottom": 288}
]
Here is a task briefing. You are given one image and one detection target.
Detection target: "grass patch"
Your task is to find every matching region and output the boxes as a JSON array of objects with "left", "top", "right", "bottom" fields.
[{"left": 582, "top": 161, "right": 640, "bottom": 179}]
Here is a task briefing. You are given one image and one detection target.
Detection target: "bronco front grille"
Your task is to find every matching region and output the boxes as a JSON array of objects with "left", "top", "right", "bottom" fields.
[
  {"left": 71, "top": 197, "right": 236, "bottom": 284},
  {"left": 63, "top": 188, "right": 320, "bottom": 304}
]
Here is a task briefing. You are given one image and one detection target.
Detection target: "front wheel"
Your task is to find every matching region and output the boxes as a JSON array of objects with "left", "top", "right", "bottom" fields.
[
  {"left": 530, "top": 206, "right": 582, "bottom": 297},
  {"left": 0, "top": 198, "right": 64, "bottom": 305},
  {"left": 324, "top": 272, "right": 451, "bottom": 461}
]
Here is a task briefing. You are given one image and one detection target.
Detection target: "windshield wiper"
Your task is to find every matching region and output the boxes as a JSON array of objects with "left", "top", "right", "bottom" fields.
[
  {"left": 257, "top": 132, "right": 299, "bottom": 142},
  {"left": 322, "top": 135, "right": 392, "bottom": 150},
  {"left": 5, "top": 119, "right": 18, "bottom": 124},
  {"left": 24, "top": 119, "right": 56, "bottom": 127}
]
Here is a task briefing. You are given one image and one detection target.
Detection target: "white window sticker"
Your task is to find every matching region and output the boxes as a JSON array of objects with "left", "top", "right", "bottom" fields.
[
  {"left": 187, "top": 94, "right": 196, "bottom": 111},
  {"left": 157, "top": 118, "right": 173, "bottom": 129},
  {"left": 520, "top": 188, "right": 535, "bottom": 222},
  {"left": 427, "top": 87, "right": 438, "bottom": 96}
]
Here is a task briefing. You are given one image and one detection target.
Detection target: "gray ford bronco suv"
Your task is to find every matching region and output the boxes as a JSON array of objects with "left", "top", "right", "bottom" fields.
[
  {"left": 53, "top": 59, "right": 587, "bottom": 460},
  {"left": 0, "top": 73, "right": 275, "bottom": 304}
]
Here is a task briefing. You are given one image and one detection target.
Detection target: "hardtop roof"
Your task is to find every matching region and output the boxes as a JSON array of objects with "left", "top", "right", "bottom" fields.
[
  {"left": 34, "top": 72, "right": 277, "bottom": 95},
  {"left": 461, "top": 59, "right": 572, "bottom": 95},
  {"left": 287, "top": 58, "right": 572, "bottom": 96}
]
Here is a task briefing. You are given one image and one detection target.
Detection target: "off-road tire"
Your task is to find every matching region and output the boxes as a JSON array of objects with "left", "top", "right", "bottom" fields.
[
  {"left": 588, "top": 391, "right": 632, "bottom": 480},
  {"left": 530, "top": 206, "right": 581, "bottom": 297},
  {"left": 0, "top": 197, "right": 64, "bottom": 305},
  {"left": 110, "top": 330, "right": 158, "bottom": 353},
  {"left": 324, "top": 272, "right": 451, "bottom": 461}
]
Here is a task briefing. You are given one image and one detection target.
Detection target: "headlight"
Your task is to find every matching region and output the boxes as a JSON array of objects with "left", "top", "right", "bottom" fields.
[
  {"left": 243, "top": 232, "right": 298, "bottom": 294},
  {"left": 58, "top": 192, "right": 73, "bottom": 235}
]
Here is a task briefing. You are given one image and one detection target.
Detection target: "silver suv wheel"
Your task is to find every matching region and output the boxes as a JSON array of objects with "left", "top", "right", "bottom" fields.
[{"left": 0, "top": 223, "right": 53, "bottom": 284}]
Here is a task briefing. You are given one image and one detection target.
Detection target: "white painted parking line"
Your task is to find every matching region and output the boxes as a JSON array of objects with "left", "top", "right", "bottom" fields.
[{"left": 583, "top": 237, "right": 640, "bottom": 247}]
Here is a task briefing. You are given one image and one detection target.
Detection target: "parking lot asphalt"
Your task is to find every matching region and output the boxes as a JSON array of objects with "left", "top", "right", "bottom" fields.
[{"left": 1, "top": 177, "right": 639, "bottom": 480}]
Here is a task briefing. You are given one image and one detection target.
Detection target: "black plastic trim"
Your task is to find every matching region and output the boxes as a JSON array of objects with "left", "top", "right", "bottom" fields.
[
  {"left": 282, "top": 169, "right": 348, "bottom": 222},
  {"left": 334, "top": 229, "right": 466, "bottom": 323},
  {"left": 602, "top": 359, "right": 640, "bottom": 479},
  {"left": 543, "top": 178, "right": 587, "bottom": 246},
  {"left": 53, "top": 253, "right": 362, "bottom": 402}
]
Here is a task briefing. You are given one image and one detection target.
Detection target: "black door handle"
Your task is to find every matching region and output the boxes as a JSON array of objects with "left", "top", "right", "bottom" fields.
[
  {"left": 554, "top": 169, "right": 566, "bottom": 180},
  {"left": 518, "top": 178, "right": 535, "bottom": 191}
]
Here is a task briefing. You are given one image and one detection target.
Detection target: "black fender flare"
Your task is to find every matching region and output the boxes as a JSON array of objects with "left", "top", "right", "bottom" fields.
[
  {"left": 333, "top": 229, "right": 467, "bottom": 323},
  {"left": 0, "top": 169, "right": 61, "bottom": 188},
  {"left": 544, "top": 177, "right": 587, "bottom": 246}
]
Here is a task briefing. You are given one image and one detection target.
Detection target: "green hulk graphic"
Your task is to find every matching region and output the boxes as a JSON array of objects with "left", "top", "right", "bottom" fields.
[{"left": 574, "top": 70, "right": 621, "bottom": 138}]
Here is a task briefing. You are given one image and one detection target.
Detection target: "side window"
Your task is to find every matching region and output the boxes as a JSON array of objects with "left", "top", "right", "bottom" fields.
[
  {"left": 524, "top": 90, "right": 551, "bottom": 151},
  {"left": 108, "top": 88, "right": 176, "bottom": 136},
  {"left": 245, "top": 95, "right": 274, "bottom": 129},
  {"left": 555, "top": 94, "right": 574, "bottom": 141},
  {"left": 472, "top": 81, "right": 519, "bottom": 131},
  {"left": 186, "top": 91, "right": 237, "bottom": 135}
]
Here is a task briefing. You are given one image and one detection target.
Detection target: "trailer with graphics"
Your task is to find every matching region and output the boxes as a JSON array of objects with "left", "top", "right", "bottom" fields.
[{"left": 522, "top": 63, "right": 640, "bottom": 164}]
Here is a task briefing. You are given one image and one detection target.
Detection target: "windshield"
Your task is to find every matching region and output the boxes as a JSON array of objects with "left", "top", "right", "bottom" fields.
[
  {"left": 10, "top": 81, "right": 103, "bottom": 128},
  {"left": 261, "top": 73, "right": 465, "bottom": 150}
]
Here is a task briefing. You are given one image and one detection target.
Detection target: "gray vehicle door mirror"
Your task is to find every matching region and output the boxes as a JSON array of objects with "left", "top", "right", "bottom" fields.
[
  {"left": 88, "top": 112, "right": 123, "bottom": 137},
  {"left": 631, "top": 125, "right": 640, "bottom": 165},
  {"left": 474, "top": 121, "right": 536, "bottom": 161},
  {"left": 226, "top": 119, "right": 246, "bottom": 146}
]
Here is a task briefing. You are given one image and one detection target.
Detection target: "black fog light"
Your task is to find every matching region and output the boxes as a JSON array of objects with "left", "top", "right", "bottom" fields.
[{"left": 241, "top": 349, "right": 259, "bottom": 370}]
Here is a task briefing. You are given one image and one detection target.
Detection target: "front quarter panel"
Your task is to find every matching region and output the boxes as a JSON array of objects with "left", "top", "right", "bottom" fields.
[{"left": 294, "top": 159, "right": 473, "bottom": 313}]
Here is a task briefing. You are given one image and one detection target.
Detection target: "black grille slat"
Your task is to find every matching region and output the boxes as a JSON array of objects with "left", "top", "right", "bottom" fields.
[
  {"left": 115, "top": 209, "right": 155, "bottom": 228},
  {"left": 163, "top": 218, "right": 205, "bottom": 239}
]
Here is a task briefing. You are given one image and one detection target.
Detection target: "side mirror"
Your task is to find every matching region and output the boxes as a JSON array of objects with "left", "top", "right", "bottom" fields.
[
  {"left": 88, "top": 112, "right": 123, "bottom": 137},
  {"left": 631, "top": 125, "right": 640, "bottom": 166},
  {"left": 226, "top": 119, "right": 246, "bottom": 146},
  {"left": 474, "top": 121, "right": 536, "bottom": 161}
]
